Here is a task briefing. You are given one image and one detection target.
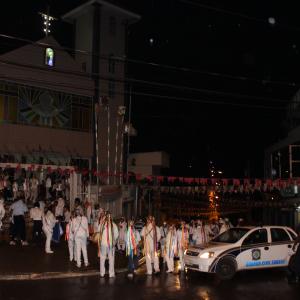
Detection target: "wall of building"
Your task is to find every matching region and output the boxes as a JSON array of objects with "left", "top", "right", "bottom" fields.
[
  {"left": 0, "top": 123, "right": 93, "bottom": 159},
  {"left": 128, "top": 152, "right": 170, "bottom": 177}
]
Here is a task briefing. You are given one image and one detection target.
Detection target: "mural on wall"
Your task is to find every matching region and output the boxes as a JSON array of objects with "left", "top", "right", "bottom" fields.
[{"left": 19, "top": 86, "right": 71, "bottom": 128}]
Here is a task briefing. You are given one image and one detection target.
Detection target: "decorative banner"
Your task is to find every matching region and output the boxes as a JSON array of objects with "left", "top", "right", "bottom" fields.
[{"left": 0, "top": 163, "right": 299, "bottom": 192}]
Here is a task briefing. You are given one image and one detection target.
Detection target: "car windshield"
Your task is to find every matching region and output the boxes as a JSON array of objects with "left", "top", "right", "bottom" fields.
[{"left": 212, "top": 228, "right": 250, "bottom": 243}]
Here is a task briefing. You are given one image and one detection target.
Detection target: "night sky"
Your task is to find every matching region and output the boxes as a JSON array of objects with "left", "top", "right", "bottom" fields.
[{"left": 1, "top": 0, "right": 300, "bottom": 178}]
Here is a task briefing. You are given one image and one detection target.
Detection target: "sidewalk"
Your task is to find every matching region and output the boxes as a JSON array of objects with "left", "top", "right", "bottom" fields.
[{"left": 0, "top": 239, "right": 130, "bottom": 281}]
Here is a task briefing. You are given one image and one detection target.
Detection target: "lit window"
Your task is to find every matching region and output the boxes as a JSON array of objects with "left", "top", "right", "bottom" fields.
[
  {"left": 45, "top": 47, "right": 54, "bottom": 67},
  {"left": 109, "top": 16, "right": 116, "bottom": 36}
]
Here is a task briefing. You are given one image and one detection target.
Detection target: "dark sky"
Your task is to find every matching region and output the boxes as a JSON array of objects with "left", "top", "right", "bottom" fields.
[{"left": 1, "top": 0, "right": 300, "bottom": 178}]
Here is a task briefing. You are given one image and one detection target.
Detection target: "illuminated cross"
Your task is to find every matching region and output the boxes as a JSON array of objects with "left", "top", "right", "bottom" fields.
[{"left": 39, "top": 7, "right": 57, "bottom": 36}]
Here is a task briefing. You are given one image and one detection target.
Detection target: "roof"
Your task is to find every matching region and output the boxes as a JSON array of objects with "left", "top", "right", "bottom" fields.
[
  {"left": 0, "top": 36, "right": 94, "bottom": 97},
  {"left": 63, "top": 0, "right": 140, "bottom": 22}
]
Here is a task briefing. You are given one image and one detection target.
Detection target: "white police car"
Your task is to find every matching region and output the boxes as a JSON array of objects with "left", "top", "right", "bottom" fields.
[{"left": 184, "top": 226, "right": 297, "bottom": 280}]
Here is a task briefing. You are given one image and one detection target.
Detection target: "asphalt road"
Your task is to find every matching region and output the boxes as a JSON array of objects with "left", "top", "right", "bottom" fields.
[{"left": 1, "top": 264, "right": 300, "bottom": 300}]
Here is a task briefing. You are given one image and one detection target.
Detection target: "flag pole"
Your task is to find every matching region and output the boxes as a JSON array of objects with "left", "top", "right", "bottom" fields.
[{"left": 126, "top": 86, "right": 132, "bottom": 184}]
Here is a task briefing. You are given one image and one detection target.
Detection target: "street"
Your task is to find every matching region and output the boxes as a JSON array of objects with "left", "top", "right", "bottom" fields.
[{"left": 1, "top": 265, "right": 300, "bottom": 300}]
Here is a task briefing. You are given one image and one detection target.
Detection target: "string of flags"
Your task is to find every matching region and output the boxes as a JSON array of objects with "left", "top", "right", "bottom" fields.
[{"left": 0, "top": 163, "right": 299, "bottom": 192}]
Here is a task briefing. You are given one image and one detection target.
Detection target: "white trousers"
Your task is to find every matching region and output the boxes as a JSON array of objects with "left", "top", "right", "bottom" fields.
[
  {"left": 43, "top": 229, "right": 52, "bottom": 252},
  {"left": 165, "top": 255, "right": 174, "bottom": 272},
  {"left": 68, "top": 239, "right": 77, "bottom": 261},
  {"left": 100, "top": 246, "right": 115, "bottom": 277},
  {"left": 145, "top": 250, "right": 160, "bottom": 274},
  {"left": 75, "top": 237, "right": 88, "bottom": 267}
]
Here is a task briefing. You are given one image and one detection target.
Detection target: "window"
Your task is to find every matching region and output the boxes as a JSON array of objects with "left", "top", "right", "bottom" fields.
[
  {"left": 271, "top": 228, "right": 291, "bottom": 242},
  {"left": 45, "top": 47, "right": 55, "bottom": 67},
  {"left": 242, "top": 229, "right": 268, "bottom": 246},
  {"left": 108, "top": 54, "right": 115, "bottom": 73},
  {"left": 71, "top": 104, "right": 91, "bottom": 131},
  {"left": 109, "top": 16, "right": 116, "bottom": 36},
  {"left": 287, "top": 229, "right": 297, "bottom": 240},
  {"left": 212, "top": 228, "right": 250, "bottom": 244},
  {"left": 108, "top": 80, "right": 115, "bottom": 98}
]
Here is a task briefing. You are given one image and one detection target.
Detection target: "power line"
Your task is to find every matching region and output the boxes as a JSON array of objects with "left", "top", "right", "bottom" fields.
[
  {"left": 0, "top": 32, "right": 300, "bottom": 89},
  {"left": 178, "top": 0, "right": 300, "bottom": 32},
  {"left": 0, "top": 73, "right": 287, "bottom": 111},
  {"left": 0, "top": 57, "right": 294, "bottom": 106}
]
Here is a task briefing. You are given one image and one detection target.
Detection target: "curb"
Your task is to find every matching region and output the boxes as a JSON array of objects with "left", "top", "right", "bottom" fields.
[
  {"left": 0, "top": 258, "right": 145, "bottom": 281},
  {"left": 0, "top": 268, "right": 126, "bottom": 281}
]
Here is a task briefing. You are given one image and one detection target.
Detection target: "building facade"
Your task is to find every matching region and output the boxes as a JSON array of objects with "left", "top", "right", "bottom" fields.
[{"left": 0, "top": 0, "right": 140, "bottom": 214}]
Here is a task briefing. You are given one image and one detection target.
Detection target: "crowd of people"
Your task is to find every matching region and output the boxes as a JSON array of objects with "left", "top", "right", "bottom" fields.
[
  {"left": 1, "top": 191, "right": 300, "bottom": 283},
  {"left": 0, "top": 188, "right": 240, "bottom": 277}
]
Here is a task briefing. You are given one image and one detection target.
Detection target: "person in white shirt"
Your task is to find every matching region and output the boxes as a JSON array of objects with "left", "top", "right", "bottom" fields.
[
  {"left": 177, "top": 221, "right": 189, "bottom": 270},
  {"left": 126, "top": 219, "right": 141, "bottom": 277},
  {"left": 98, "top": 212, "right": 119, "bottom": 277},
  {"left": 117, "top": 217, "right": 127, "bottom": 251},
  {"left": 42, "top": 205, "right": 57, "bottom": 253},
  {"left": 210, "top": 219, "right": 220, "bottom": 238},
  {"left": 30, "top": 177, "right": 39, "bottom": 203},
  {"left": 72, "top": 209, "right": 89, "bottom": 268},
  {"left": 189, "top": 220, "right": 196, "bottom": 245},
  {"left": 204, "top": 221, "right": 214, "bottom": 242},
  {"left": 160, "top": 221, "right": 169, "bottom": 262},
  {"left": 165, "top": 224, "right": 178, "bottom": 273},
  {"left": 0, "top": 197, "right": 5, "bottom": 231},
  {"left": 9, "top": 196, "right": 28, "bottom": 246},
  {"left": 141, "top": 216, "right": 161, "bottom": 275},
  {"left": 30, "top": 202, "right": 43, "bottom": 244},
  {"left": 12, "top": 181, "right": 18, "bottom": 200},
  {"left": 55, "top": 197, "right": 65, "bottom": 219},
  {"left": 219, "top": 218, "right": 231, "bottom": 234},
  {"left": 65, "top": 212, "right": 76, "bottom": 263},
  {"left": 193, "top": 220, "right": 207, "bottom": 245},
  {"left": 23, "top": 179, "right": 30, "bottom": 203},
  {"left": 45, "top": 177, "right": 52, "bottom": 200}
]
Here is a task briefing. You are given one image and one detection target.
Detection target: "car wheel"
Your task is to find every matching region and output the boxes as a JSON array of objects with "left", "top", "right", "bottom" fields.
[{"left": 216, "top": 257, "right": 237, "bottom": 280}]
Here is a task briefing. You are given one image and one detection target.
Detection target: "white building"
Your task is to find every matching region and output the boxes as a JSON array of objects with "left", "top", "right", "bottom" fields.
[{"left": 128, "top": 151, "right": 170, "bottom": 178}]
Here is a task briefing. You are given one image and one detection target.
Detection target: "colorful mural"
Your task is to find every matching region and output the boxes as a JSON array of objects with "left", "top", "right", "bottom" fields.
[{"left": 19, "top": 86, "right": 71, "bottom": 128}]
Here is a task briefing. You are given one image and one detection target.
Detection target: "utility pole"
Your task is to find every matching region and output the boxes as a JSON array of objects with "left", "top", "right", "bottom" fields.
[{"left": 126, "top": 86, "right": 132, "bottom": 184}]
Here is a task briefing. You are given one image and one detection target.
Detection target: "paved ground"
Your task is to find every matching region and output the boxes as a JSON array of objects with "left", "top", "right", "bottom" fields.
[
  {"left": 0, "top": 265, "right": 300, "bottom": 300},
  {"left": 0, "top": 239, "right": 128, "bottom": 278}
]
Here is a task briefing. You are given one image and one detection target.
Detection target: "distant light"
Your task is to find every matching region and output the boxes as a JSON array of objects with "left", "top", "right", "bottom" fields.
[
  {"left": 268, "top": 17, "right": 276, "bottom": 25},
  {"left": 149, "top": 38, "right": 154, "bottom": 45},
  {"left": 293, "top": 44, "right": 297, "bottom": 49},
  {"left": 218, "top": 171, "right": 222, "bottom": 174}
]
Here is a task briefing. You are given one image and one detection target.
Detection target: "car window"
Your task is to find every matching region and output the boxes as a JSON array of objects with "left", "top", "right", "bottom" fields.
[
  {"left": 242, "top": 229, "right": 268, "bottom": 246},
  {"left": 212, "top": 228, "right": 250, "bottom": 243},
  {"left": 271, "top": 228, "right": 291, "bottom": 242},
  {"left": 287, "top": 229, "right": 297, "bottom": 241}
]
